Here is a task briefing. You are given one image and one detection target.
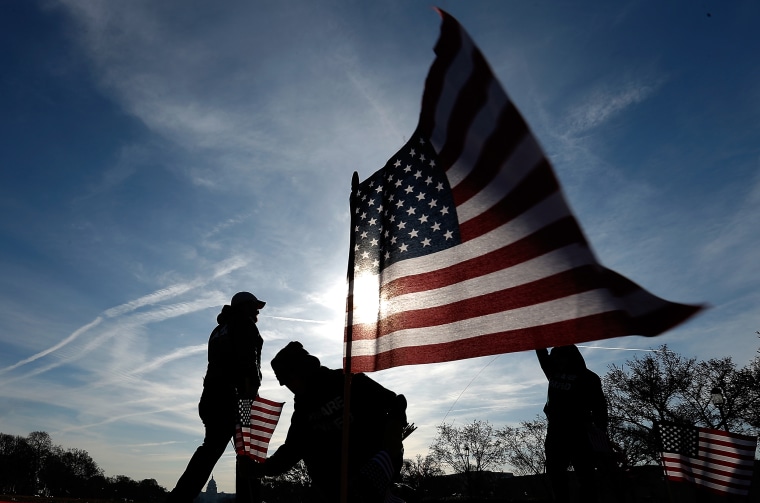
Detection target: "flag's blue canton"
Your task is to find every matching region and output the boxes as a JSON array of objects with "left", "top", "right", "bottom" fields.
[
  {"left": 354, "top": 135, "right": 461, "bottom": 275},
  {"left": 658, "top": 422, "right": 699, "bottom": 457}
]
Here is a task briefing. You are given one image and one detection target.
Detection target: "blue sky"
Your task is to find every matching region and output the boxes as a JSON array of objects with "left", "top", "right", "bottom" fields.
[{"left": 1, "top": 0, "right": 759, "bottom": 494}]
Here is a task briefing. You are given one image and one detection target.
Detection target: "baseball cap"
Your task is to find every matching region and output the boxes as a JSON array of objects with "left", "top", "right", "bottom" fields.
[{"left": 230, "top": 291, "right": 266, "bottom": 309}]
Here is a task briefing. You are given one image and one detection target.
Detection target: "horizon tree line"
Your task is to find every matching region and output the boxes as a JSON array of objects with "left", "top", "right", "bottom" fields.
[{"left": 0, "top": 430, "right": 165, "bottom": 501}]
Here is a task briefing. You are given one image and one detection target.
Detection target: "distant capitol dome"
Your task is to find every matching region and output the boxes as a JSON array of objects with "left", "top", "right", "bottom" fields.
[{"left": 206, "top": 475, "right": 218, "bottom": 496}]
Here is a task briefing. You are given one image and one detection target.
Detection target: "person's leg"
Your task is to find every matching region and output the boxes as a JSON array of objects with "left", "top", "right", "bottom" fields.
[
  {"left": 236, "top": 456, "right": 261, "bottom": 503},
  {"left": 168, "top": 420, "right": 233, "bottom": 503},
  {"left": 572, "top": 459, "right": 597, "bottom": 503},
  {"left": 545, "top": 429, "right": 572, "bottom": 503},
  {"left": 571, "top": 436, "right": 599, "bottom": 503}
]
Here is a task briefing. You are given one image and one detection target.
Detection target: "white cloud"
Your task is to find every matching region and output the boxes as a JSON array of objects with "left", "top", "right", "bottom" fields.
[
  {"left": 697, "top": 170, "right": 760, "bottom": 290},
  {"left": 564, "top": 77, "right": 663, "bottom": 135}
]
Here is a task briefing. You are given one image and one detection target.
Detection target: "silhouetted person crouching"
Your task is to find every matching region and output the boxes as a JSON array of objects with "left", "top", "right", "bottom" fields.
[{"left": 259, "top": 341, "right": 410, "bottom": 502}]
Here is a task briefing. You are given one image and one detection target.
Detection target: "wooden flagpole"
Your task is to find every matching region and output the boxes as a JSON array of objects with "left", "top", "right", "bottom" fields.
[{"left": 340, "top": 172, "right": 360, "bottom": 503}]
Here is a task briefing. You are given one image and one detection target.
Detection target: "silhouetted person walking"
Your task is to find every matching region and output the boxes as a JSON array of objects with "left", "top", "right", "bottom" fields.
[
  {"left": 259, "top": 341, "right": 410, "bottom": 502},
  {"left": 537, "top": 345, "right": 608, "bottom": 503},
  {"left": 167, "top": 292, "right": 265, "bottom": 503}
]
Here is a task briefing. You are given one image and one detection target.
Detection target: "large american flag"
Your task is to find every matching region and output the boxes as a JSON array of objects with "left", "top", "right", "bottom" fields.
[
  {"left": 657, "top": 422, "right": 757, "bottom": 496},
  {"left": 345, "top": 9, "right": 703, "bottom": 372},
  {"left": 234, "top": 396, "right": 284, "bottom": 463}
]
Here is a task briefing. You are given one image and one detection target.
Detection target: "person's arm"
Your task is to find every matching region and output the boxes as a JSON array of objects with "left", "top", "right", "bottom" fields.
[
  {"left": 590, "top": 373, "right": 609, "bottom": 429},
  {"left": 260, "top": 422, "right": 304, "bottom": 477},
  {"left": 233, "top": 321, "right": 262, "bottom": 398},
  {"left": 261, "top": 443, "right": 301, "bottom": 477},
  {"left": 536, "top": 348, "right": 552, "bottom": 379}
]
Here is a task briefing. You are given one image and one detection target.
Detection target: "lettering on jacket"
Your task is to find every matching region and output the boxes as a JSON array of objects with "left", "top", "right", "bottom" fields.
[
  {"left": 548, "top": 373, "right": 578, "bottom": 391},
  {"left": 307, "top": 395, "right": 347, "bottom": 432}
]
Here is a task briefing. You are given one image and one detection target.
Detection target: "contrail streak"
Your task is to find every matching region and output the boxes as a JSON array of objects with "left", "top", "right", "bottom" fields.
[
  {"left": 0, "top": 317, "right": 103, "bottom": 375},
  {"left": 440, "top": 355, "right": 501, "bottom": 425},
  {"left": 578, "top": 345, "right": 665, "bottom": 352},
  {"left": 0, "top": 257, "right": 247, "bottom": 375},
  {"left": 262, "top": 315, "right": 330, "bottom": 324}
]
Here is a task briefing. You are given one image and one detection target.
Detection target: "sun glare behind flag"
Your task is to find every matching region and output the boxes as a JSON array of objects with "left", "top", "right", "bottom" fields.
[
  {"left": 344, "top": 9, "right": 704, "bottom": 373},
  {"left": 656, "top": 422, "right": 757, "bottom": 496},
  {"left": 234, "top": 396, "right": 284, "bottom": 462}
]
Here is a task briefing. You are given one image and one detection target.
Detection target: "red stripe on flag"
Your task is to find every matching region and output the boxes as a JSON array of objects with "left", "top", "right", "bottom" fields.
[
  {"left": 457, "top": 160, "right": 561, "bottom": 242},
  {"left": 449, "top": 103, "right": 530, "bottom": 206},
  {"left": 351, "top": 312, "right": 637, "bottom": 371}
]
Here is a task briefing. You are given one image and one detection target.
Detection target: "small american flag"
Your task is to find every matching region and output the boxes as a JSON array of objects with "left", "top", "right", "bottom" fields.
[
  {"left": 345, "top": 9, "right": 703, "bottom": 372},
  {"left": 234, "top": 396, "right": 284, "bottom": 462},
  {"left": 657, "top": 421, "right": 757, "bottom": 496}
]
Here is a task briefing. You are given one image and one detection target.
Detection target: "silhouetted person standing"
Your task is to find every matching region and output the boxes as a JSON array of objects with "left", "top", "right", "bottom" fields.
[
  {"left": 167, "top": 292, "right": 265, "bottom": 503},
  {"left": 537, "top": 345, "right": 608, "bottom": 503},
  {"left": 259, "top": 341, "right": 409, "bottom": 502}
]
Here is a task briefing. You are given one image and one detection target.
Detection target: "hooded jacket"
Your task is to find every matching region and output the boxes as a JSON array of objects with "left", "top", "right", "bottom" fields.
[
  {"left": 203, "top": 304, "right": 263, "bottom": 396},
  {"left": 537, "top": 346, "right": 608, "bottom": 429},
  {"left": 262, "top": 366, "right": 404, "bottom": 501}
]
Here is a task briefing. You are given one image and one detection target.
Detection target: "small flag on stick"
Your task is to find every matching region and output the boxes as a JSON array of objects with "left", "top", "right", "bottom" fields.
[
  {"left": 656, "top": 421, "right": 757, "bottom": 496},
  {"left": 345, "top": 9, "right": 703, "bottom": 373},
  {"left": 234, "top": 396, "right": 284, "bottom": 462}
]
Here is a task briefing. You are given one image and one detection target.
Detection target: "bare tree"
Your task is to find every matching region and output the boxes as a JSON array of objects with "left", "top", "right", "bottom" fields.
[
  {"left": 603, "top": 346, "right": 696, "bottom": 464},
  {"left": 429, "top": 419, "right": 506, "bottom": 474},
  {"left": 603, "top": 345, "right": 759, "bottom": 465},
  {"left": 401, "top": 454, "right": 443, "bottom": 490},
  {"left": 682, "top": 356, "right": 758, "bottom": 433},
  {"left": 737, "top": 355, "right": 760, "bottom": 429},
  {"left": 496, "top": 416, "right": 547, "bottom": 476},
  {"left": 0, "top": 433, "right": 35, "bottom": 494},
  {"left": 261, "top": 460, "right": 311, "bottom": 502},
  {"left": 27, "top": 431, "right": 54, "bottom": 493},
  {"left": 269, "top": 459, "right": 311, "bottom": 486}
]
